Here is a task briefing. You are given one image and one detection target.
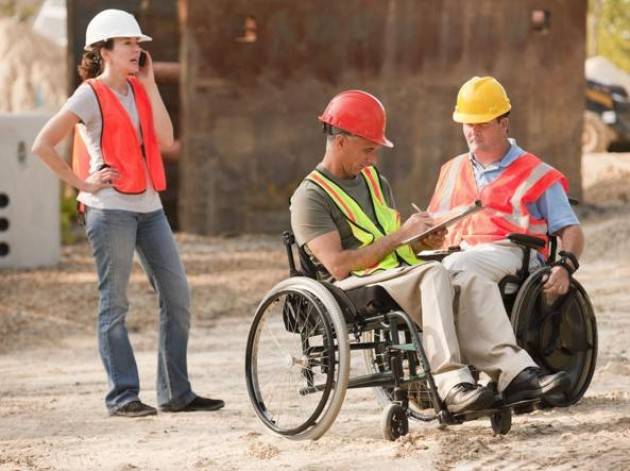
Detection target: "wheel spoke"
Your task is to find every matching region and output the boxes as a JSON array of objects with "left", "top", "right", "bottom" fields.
[{"left": 246, "top": 286, "right": 343, "bottom": 436}]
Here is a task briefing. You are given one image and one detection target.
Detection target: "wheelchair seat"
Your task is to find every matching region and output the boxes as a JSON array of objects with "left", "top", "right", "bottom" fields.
[{"left": 282, "top": 231, "right": 402, "bottom": 322}]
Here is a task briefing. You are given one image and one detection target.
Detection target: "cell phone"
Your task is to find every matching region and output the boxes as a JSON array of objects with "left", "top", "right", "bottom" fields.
[{"left": 139, "top": 51, "right": 147, "bottom": 67}]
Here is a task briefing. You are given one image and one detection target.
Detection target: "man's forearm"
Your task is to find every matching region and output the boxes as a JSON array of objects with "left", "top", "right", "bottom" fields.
[
  {"left": 556, "top": 224, "right": 584, "bottom": 259},
  {"left": 309, "top": 212, "right": 434, "bottom": 280},
  {"left": 349, "top": 232, "right": 405, "bottom": 271},
  {"left": 328, "top": 232, "right": 405, "bottom": 279}
]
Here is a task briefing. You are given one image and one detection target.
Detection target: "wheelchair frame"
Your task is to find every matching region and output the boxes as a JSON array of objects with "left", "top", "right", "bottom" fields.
[{"left": 245, "top": 231, "right": 597, "bottom": 440}]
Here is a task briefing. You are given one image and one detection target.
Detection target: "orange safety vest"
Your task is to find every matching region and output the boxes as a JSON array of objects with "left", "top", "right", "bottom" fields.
[
  {"left": 428, "top": 152, "right": 568, "bottom": 257},
  {"left": 71, "top": 76, "right": 166, "bottom": 195}
]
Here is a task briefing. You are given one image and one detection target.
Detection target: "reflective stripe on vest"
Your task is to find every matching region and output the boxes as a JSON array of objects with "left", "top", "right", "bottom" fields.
[
  {"left": 306, "top": 166, "right": 422, "bottom": 277},
  {"left": 433, "top": 153, "right": 467, "bottom": 213},
  {"left": 428, "top": 153, "right": 568, "bottom": 257},
  {"left": 71, "top": 77, "right": 166, "bottom": 195}
]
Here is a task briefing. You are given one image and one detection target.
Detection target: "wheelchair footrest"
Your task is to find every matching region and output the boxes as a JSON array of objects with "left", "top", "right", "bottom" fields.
[
  {"left": 448, "top": 396, "right": 540, "bottom": 423},
  {"left": 499, "top": 397, "right": 541, "bottom": 409}
]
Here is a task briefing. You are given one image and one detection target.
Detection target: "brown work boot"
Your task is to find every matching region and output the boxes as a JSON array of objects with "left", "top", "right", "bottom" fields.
[{"left": 444, "top": 383, "right": 494, "bottom": 414}]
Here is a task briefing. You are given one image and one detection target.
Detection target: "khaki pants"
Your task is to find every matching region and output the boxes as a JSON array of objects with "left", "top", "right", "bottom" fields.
[
  {"left": 335, "top": 262, "right": 536, "bottom": 398},
  {"left": 442, "top": 240, "right": 542, "bottom": 283}
]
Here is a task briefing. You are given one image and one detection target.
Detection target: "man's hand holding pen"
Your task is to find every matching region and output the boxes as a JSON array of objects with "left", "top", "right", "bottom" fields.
[{"left": 409, "top": 203, "right": 447, "bottom": 250}]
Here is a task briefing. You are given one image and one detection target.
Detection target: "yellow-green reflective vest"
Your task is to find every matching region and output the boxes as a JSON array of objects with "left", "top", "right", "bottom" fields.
[{"left": 306, "top": 166, "right": 424, "bottom": 277}]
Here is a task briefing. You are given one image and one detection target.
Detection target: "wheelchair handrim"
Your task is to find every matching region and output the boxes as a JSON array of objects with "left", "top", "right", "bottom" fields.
[
  {"left": 511, "top": 268, "right": 598, "bottom": 405},
  {"left": 245, "top": 287, "right": 337, "bottom": 436}
]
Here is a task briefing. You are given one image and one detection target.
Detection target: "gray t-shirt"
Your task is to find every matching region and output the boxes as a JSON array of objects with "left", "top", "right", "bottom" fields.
[
  {"left": 63, "top": 81, "right": 162, "bottom": 213},
  {"left": 290, "top": 165, "right": 396, "bottom": 279}
]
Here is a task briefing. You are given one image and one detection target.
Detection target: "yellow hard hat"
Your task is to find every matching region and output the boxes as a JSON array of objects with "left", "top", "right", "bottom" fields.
[{"left": 453, "top": 76, "right": 511, "bottom": 124}]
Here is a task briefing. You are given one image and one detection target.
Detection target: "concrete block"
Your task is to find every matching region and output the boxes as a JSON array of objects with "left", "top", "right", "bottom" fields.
[{"left": 0, "top": 113, "right": 60, "bottom": 268}]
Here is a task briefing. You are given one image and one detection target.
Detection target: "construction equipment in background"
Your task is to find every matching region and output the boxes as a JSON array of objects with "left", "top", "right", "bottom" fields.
[{"left": 583, "top": 56, "right": 630, "bottom": 153}]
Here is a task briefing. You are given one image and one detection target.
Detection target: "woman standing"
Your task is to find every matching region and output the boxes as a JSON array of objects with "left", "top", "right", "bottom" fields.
[{"left": 32, "top": 9, "right": 223, "bottom": 417}]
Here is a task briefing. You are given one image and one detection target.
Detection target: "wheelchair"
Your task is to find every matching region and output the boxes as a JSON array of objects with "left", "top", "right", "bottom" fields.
[{"left": 244, "top": 231, "right": 597, "bottom": 441}]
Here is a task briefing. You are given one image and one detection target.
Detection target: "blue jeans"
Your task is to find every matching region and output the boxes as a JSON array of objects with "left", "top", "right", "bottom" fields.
[{"left": 85, "top": 208, "right": 196, "bottom": 412}]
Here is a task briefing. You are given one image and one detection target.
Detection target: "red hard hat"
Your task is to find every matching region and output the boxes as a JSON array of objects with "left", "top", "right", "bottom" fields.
[{"left": 318, "top": 90, "right": 394, "bottom": 148}]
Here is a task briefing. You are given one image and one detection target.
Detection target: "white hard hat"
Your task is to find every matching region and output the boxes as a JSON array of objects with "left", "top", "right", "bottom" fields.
[{"left": 84, "top": 9, "right": 152, "bottom": 50}]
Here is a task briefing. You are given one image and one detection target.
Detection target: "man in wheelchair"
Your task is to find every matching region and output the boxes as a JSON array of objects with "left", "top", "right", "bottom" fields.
[
  {"left": 428, "top": 76, "right": 584, "bottom": 297},
  {"left": 289, "top": 89, "right": 570, "bottom": 416}
]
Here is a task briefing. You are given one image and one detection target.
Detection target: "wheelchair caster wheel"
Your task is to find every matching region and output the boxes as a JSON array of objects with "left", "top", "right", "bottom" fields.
[
  {"left": 490, "top": 409, "right": 512, "bottom": 435},
  {"left": 438, "top": 409, "right": 451, "bottom": 425},
  {"left": 381, "top": 404, "right": 408, "bottom": 441}
]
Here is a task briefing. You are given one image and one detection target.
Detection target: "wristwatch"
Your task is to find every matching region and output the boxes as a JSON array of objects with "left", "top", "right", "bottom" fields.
[{"left": 554, "top": 250, "right": 579, "bottom": 275}]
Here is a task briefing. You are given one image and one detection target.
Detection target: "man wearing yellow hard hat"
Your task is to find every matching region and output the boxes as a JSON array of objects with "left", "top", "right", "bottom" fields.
[{"left": 428, "top": 76, "right": 584, "bottom": 298}]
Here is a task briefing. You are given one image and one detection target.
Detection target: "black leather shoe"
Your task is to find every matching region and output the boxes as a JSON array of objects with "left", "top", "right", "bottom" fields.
[
  {"left": 110, "top": 400, "right": 157, "bottom": 418},
  {"left": 538, "top": 371, "right": 571, "bottom": 396},
  {"left": 503, "top": 367, "right": 570, "bottom": 404},
  {"left": 161, "top": 396, "right": 225, "bottom": 412},
  {"left": 444, "top": 383, "right": 494, "bottom": 414}
]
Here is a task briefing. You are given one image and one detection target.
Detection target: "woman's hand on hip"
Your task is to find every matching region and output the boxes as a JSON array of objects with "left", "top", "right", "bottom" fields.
[{"left": 83, "top": 167, "right": 119, "bottom": 193}]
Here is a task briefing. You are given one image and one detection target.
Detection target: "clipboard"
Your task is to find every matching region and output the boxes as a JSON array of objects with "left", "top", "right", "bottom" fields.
[{"left": 402, "top": 200, "right": 484, "bottom": 244}]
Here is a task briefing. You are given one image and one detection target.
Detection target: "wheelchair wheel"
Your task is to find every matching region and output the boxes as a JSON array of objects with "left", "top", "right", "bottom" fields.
[
  {"left": 245, "top": 277, "right": 350, "bottom": 440},
  {"left": 510, "top": 268, "right": 597, "bottom": 406},
  {"left": 381, "top": 403, "right": 409, "bottom": 441},
  {"left": 362, "top": 327, "right": 436, "bottom": 421},
  {"left": 490, "top": 409, "right": 512, "bottom": 435}
]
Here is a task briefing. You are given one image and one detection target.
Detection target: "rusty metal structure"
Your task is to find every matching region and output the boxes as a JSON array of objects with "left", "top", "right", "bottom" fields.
[{"left": 67, "top": 0, "right": 587, "bottom": 235}]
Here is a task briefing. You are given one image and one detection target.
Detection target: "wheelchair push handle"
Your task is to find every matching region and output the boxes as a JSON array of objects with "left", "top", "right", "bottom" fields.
[{"left": 282, "top": 231, "right": 300, "bottom": 277}]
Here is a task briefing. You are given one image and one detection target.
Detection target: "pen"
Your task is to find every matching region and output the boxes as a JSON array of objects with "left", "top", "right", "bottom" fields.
[{"left": 411, "top": 203, "right": 423, "bottom": 213}]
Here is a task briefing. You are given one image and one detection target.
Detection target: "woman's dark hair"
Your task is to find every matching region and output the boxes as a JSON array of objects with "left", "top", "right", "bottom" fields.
[{"left": 78, "top": 39, "right": 114, "bottom": 80}]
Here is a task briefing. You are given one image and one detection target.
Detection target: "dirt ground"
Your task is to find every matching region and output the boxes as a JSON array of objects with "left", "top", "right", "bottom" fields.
[{"left": 1, "top": 153, "right": 630, "bottom": 470}]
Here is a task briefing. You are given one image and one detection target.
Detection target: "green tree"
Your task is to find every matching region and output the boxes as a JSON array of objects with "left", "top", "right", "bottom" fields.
[
  {"left": 589, "top": 0, "right": 630, "bottom": 71},
  {"left": 0, "top": 0, "right": 40, "bottom": 21}
]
